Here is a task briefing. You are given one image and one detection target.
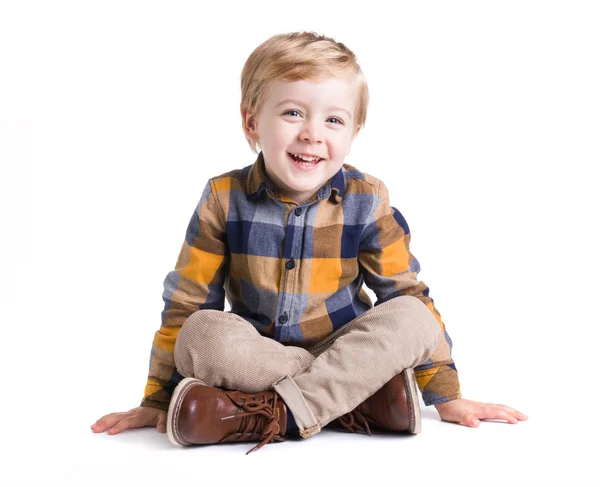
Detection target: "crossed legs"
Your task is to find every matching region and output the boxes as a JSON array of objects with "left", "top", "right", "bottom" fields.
[{"left": 174, "top": 295, "right": 441, "bottom": 438}]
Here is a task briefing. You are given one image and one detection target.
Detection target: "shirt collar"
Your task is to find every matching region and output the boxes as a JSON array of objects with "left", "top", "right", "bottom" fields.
[{"left": 246, "top": 151, "right": 345, "bottom": 204}]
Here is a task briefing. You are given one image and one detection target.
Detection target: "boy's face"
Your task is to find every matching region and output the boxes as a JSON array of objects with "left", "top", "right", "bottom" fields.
[{"left": 242, "top": 76, "right": 361, "bottom": 204}]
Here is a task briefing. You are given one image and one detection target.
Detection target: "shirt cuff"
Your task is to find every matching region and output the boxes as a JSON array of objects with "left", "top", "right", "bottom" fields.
[
  {"left": 140, "top": 397, "right": 170, "bottom": 411},
  {"left": 415, "top": 363, "right": 462, "bottom": 406}
]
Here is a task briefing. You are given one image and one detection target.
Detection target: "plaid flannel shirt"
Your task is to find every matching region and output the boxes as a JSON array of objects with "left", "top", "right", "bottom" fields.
[{"left": 142, "top": 152, "right": 461, "bottom": 410}]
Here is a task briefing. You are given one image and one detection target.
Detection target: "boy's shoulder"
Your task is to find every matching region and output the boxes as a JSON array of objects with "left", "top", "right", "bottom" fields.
[
  {"left": 206, "top": 164, "right": 252, "bottom": 188},
  {"left": 340, "top": 162, "right": 383, "bottom": 195},
  {"left": 203, "top": 163, "right": 260, "bottom": 197}
]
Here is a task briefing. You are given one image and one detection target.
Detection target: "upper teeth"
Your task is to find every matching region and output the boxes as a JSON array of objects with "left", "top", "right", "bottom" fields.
[{"left": 292, "top": 153, "right": 321, "bottom": 162}]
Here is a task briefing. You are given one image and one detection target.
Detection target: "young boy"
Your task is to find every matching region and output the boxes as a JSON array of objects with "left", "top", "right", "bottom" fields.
[{"left": 91, "top": 31, "right": 527, "bottom": 454}]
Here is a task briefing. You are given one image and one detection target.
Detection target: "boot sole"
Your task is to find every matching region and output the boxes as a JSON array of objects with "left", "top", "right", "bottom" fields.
[
  {"left": 167, "top": 377, "right": 203, "bottom": 446},
  {"left": 402, "top": 368, "right": 421, "bottom": 434}
]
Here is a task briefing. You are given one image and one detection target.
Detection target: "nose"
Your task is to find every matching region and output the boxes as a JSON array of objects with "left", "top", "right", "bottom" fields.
[{"left": 299, "top": 119, "right": 323, "bottom": 144}]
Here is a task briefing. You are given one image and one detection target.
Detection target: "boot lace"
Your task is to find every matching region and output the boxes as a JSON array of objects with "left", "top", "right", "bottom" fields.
[
  {"left": 220, "top": 392, "right": 282, "bottom": 455},
  {"left": 337, "top": 408, "right": 373, "bottom": 436}
]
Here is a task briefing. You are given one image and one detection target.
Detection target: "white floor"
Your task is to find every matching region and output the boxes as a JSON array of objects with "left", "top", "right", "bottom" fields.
[{"left": 5, "top": 371, "right": 597, "bottom": 487}]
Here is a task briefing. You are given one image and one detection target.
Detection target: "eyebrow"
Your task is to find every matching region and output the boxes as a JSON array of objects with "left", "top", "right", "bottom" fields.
[{"left": 275, "top": 99, "right": 352, "bottom": 119}]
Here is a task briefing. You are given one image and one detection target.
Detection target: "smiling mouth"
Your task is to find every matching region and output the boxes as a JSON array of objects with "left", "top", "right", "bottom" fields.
[{"left": 288, "top": 153, "right": 324, "bottom": 165}]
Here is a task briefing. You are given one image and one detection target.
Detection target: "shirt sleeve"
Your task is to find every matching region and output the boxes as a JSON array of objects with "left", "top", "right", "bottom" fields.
[
  {"left": 357, "top": 179, "right": 461, "bottom": 406},
  {"left": 141, "top": 179, "right": 229, "bottom": 410}
]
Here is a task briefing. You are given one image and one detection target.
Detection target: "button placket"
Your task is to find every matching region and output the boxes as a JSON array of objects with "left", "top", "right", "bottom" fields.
[{"left": 275, "top": 205, "right": 308, "bottom": 339}]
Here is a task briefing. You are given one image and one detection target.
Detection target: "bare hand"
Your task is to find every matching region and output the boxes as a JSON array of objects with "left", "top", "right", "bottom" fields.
[
  {"left": 91, "top": 407, "right": 167, "bottom": 435},
  {"left": 434, "top": 398, "right": 528, "bottom": 427}
]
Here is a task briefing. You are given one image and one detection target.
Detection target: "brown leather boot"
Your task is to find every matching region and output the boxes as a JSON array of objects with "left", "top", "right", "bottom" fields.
[
  {"left": 328, "top": 368, "right": 421, "bottom": 435},
  {"left": 167, "top": 378, "right": 288, "bottom": 454}
]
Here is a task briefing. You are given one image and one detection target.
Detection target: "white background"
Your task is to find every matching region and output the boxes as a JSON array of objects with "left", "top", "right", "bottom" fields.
[{"left": 1, "top": 1, "right": 599, "bottom": 485}]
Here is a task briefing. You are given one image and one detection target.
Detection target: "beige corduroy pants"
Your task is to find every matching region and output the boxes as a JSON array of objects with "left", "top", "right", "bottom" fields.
[{"left": 174, "top": 295, "right": 440, "bottom": 439}]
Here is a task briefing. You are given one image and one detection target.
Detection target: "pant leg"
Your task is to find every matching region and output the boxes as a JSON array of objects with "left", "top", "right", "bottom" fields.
[
  {"left": 274, "top": 295, "right": 441, "bottom": 435},
  {"left": 174, "top": 296, "right": 441, "bottom": 439},
  {"left": 174, "top": 309, "right": 315, "bottom": 392}
]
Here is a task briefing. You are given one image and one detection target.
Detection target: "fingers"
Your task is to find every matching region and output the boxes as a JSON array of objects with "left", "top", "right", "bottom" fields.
[
  {"left": 473, "top": 404, "right": 527, "bottom": 425},
  {"left": 489, "top": 403, "right": 528, "bottom": 421},
  {"left": 107, "top": 416, "right": 145, "bottom": 435},
  {"left": 438, "top": 399, "right": 529, "bottom": 428},
  {"left": 91, "top": 408, "right": 167, "bottom": 435},
  {"left": 91, "top": 413, "right": 125, "bottom": 433},
  {"left": 460, "top": 413, "right": 480, "bottom": 428},
  {"left": 481, "top": 405, "right": 519, "bottom": 424},
  {"left": 156, "top": 411, "right": 167, "bottom": 434},
  {"left": 458, "top": 404, "right": 526, "bottom": 428}
]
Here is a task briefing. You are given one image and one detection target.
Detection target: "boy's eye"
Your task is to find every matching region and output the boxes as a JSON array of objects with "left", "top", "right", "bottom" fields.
[{"left": 283, "top": 110, "right": 344, "bottom": 125}]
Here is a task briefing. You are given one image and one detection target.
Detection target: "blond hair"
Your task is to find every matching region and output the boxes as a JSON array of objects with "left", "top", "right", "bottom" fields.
[{"left": 240, "top": 31, "right": 369, "bottom": 153}]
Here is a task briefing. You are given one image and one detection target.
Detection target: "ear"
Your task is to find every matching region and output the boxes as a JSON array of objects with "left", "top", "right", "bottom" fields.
[{"left": 241, "top": 107, "right": 259, "bottom": 143}]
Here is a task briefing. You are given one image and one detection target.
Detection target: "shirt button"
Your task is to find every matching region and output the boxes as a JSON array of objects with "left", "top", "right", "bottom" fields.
[
  {"left": 278, "top": 312, "right": 288, "bottom": 324},
  {"left": 286, "top": 259, "right": 295, "bottom": 270},
  {"left": 294, "top": 207, "right": 303, "bottom": 216}
]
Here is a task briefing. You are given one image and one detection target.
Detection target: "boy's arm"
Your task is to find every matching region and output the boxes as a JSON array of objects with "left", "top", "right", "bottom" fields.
[
  {"left": 141, "top": 179, "right": 229, "bottom": 411},
  {"left": 358, "top": 179, "right": 461, "bottom": 406}
]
